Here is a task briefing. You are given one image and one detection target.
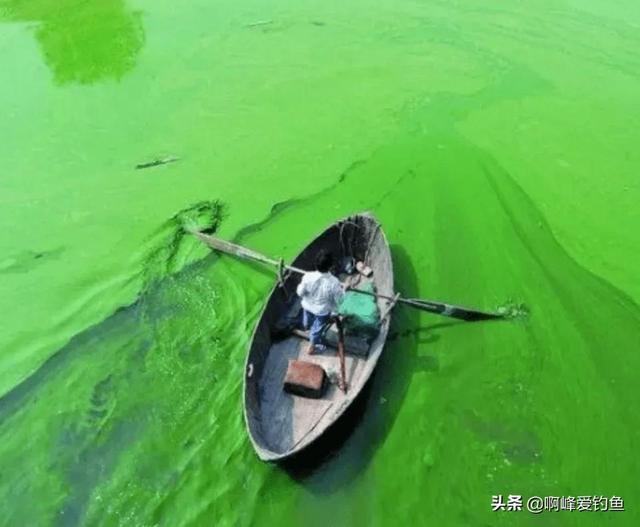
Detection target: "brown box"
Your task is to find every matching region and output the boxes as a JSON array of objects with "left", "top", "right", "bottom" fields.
[{"left": 283, "top": 360, "right": 327, "bottom": 398}]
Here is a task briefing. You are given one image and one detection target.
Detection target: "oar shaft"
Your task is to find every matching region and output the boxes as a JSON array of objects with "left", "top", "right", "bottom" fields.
[{"left": 193, "top": 231, "right": 503, "bottom": 321}]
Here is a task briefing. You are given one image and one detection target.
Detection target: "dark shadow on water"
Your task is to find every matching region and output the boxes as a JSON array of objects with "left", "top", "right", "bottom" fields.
[{"left": 2, "top": 0, "right": 144, "bottom": 85}]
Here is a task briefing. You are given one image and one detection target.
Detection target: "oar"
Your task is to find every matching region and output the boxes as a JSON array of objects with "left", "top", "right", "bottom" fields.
[{"left": 191, "top": 231, "right": 504, "bottom": 322}]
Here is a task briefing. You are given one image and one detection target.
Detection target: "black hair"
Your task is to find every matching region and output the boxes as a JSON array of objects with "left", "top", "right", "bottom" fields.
[{"left": 315, "top": 250, "right": 334, "bottom": 273}]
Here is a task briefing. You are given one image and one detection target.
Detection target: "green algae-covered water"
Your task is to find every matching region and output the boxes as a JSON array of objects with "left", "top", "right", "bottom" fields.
[{"left": 1, "top": 0, "right": 639, "bottom": 525}]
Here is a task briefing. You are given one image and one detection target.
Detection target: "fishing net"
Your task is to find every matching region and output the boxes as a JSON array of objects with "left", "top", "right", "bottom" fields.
[{"left": 338, "top": 282, "right": 381, "bottom": 341}]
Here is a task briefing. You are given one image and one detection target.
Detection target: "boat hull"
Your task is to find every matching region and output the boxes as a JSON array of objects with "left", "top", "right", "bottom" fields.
[{"left": 243, "top": 213, "right": 394, "bottom": 461}]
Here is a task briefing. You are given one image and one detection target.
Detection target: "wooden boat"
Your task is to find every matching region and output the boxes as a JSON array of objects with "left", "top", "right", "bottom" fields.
[
  {"left": 194, "top": 213, "right": 503, "bottom": 460},
  {"left": 242, "top": 212, "right": 395, "bottom": 461}
]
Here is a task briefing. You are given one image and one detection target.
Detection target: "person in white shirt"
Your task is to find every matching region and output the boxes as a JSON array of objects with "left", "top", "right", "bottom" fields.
[{"left": 296, "top": 250, "right": 346, "bottom": 354}]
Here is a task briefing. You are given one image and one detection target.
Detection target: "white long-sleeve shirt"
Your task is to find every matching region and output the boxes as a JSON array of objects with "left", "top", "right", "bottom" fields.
[{"left": 296, "top": 271, "right": 344, "bottom": 316}]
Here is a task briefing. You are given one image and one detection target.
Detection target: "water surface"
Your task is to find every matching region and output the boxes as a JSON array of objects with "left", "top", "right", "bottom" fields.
[{"left": 1, "top": 0, "right": 639, "bottom": 525}]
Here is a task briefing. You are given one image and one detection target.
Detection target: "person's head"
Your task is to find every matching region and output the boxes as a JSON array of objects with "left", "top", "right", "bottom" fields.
[{"left": 315, "top": 250, "right": 334, "bottom": 273}]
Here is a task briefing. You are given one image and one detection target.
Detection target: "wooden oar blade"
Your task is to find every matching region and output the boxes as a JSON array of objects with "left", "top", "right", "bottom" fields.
[
  {"left": 447, "top": 308, "right": 503, "bottom": 322},
  {"left": 404, "top": 298, "right": 504, "bottom": 321},
  {"left": 192, "top": 231, "right": 277, "bottom": 266}
]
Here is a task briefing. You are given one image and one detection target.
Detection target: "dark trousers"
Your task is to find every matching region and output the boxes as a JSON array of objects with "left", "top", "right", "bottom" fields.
[{"left": 302, "top": 310, "right": 330, "bottom": 345}]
